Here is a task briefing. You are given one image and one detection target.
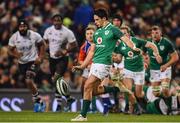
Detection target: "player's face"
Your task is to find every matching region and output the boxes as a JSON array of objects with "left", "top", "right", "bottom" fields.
[
  {"left": 94, "top": 15, "right": 104, "bottom": 28},
  {"left": 113, "top": 18, "right": 122, "bottom": 27},
  {"left": 151, "top": 29, "right": 162, "bottom": 41},
  {"left": 86, "top": 29, "right": 94, "bottom": 42},
  {"left": 121, "top": 28, "right": 129, "bottom": 37},
  {"left": 53, "top": 17, "right": 62, "bottom": 29},
  {"left": 18, "top": 24, "right": 28, "bottom": 36}
]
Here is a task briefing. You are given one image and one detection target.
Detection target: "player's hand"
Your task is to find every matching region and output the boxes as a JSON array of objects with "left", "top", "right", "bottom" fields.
[
  {"left": 155, "top": 54, "right": 162, "bottom": 64},
  {"left": 87, "top": 64, "right": 91, "bottom": 70},
  {"left": 160, "top": 64, "right": 168, "bottom": 72},
  {"left": 16, "top": 52, "right": 23, "bottom": 59},
  {"left": 34, "top": 57, "right": 42, "bottom": 65},
  {"left": 54, "top": 49, "right": 67, "bottom": 57},
  {"left": 72, "top": 65, "right": 84, "bottom": 72},
  {"left": 144, "top": 62, "right": 149, "bottom": 69},
  {"left": 133, "top": 47, "right": 142, "bottom": 53}
]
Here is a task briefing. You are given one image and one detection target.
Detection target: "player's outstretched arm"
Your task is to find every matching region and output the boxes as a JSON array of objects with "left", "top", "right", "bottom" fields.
[
  {"left": 160, "top": 51, "right": 179, "bottom": 72},
  {"left": 145, "top": 42, "right": 162, "bottom": 64},
  {"left": 73, "top": 43, "right": 95, "bottom": 71},
  {"left": 120, "top": 35, "right": 141, "bottom": 52}
]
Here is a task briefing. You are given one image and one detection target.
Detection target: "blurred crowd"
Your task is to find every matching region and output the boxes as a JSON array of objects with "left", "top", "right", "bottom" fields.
[{"left": 0, "top": 0, "right": 179, "bottom": 91}]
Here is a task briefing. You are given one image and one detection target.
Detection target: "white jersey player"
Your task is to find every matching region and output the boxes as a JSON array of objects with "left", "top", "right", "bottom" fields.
[
  {"left": 8, "top": 20, "right": 46, "bottom": 112},
  {"left": 43, "top": 14, "right": 77, "bottom": 111}
]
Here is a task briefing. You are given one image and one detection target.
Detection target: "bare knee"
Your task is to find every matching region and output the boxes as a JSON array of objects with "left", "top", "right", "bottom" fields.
[
  {"left": 135, "top": 85, "right": 144, "bottom": 98},
  {"left": 162, "top": 88, "right": 170, "bottom": 97},
  {"left": 135, "top": 91, "right": 144, "bottom": 98},
  {"left": 84, "top": 83, "right": 92, "bottom": 92}
]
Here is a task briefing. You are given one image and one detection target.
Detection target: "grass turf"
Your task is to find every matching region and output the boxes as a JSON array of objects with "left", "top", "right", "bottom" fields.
[{"left": 0, "top": 111, "right": 180, "bottom": 122}]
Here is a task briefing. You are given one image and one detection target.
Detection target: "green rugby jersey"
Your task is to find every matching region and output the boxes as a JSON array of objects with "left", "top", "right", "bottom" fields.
[
  {"left": 114, "top": 37, "right": 147, "bottom": 72},
  {"left": 147, "top": 37, "right": 176, "bottom": 70},
  {"left": 93, "top": 23, "right": 124, "bottom": 65}
]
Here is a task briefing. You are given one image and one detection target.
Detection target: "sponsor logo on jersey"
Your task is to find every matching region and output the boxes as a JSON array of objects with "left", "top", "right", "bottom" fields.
[
  {"left": 128, "top": 51, "right": 134, "bottom": 57},
  {"left": 160, "top": 45, "right": 165, "bottom": 51},
  {"left": 97, "top": 37, "right": 102, "bottom": 44},
  {"left": 105, "top": 30, "right": 109, "bottom": 35},
  {"left": 16, "top": 41, "right": 21, "bottom": 44},
  {"left": 48, "top": 32, "right": 52, "bottom": 35}
]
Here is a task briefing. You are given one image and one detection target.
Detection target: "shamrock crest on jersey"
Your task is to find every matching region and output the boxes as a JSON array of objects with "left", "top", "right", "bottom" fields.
[
  {"left": 105, "top": 30, "right": 109, "bottom": 35},
  {"left": 160, "top": 45, "right": 165, "bottom": 51}
]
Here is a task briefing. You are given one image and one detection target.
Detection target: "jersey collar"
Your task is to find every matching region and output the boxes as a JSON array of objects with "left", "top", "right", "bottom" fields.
[
  {"left": 153, "top": 37, "right": 162, "bottom": 44},
  {"left": 103, "top": 22, "right": 111, "bottom": 29},
  {"left": 53, "top": 25, "right": 63, "bottom": 30},
  {"left": 18, "top": 30, "right": 30, "bottom": 37}
]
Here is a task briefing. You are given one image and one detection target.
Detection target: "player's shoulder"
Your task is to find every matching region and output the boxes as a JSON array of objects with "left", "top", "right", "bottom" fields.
[
  {"left": 146, "top": 38, "right": 152, "bottom": 42},
  {"left": 10, "top": 31, "right": 19, "bottom": 40},
  {"left": 131, "top": 36, "right": 138, "bottom": 40},
  {"left": 96, "top": 28, "right": 102, "bottom": 32},
  {"left": 162, "top": 37, "right": 171, "bottom": 43},
  {"left": 132, "top": 36, "right": 146, "bottom": 42},
  {"left": 29, "top": 30, "right": 40, "bottom": 36},
  {"left": 44, "top": 25, "right": 54, "bottom": 32},
  {"left": 162, "top": 37, "right": 174, "bottom": 45},
  {"left": 11, "top": 31, "right": 19, "bottom": 37},
  {"left": 62, "top": 25, "right": 74, "bottom": 36},
  {"left": 131, "top": 36, "right": 138, "bottom": 41},
  {"left": 109, "top": 23, "right": 117, "bottom": 30},
  {"left": 62, "top": 25, "right": 72, "bottom": 32},
  {"left": 110, "top": 24, "right": 120, "bottom": 32}
]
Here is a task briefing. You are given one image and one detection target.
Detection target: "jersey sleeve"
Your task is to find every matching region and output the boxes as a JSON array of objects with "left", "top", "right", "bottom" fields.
[
  {"left": 67, "top": 30, "right": 76, "bottom": 43},
  {"left": 136, "top": 38, "right": 148, "bottom": 50},
  {"left": 114, "top": 43, "right": 122, "bottom": 54},
  {"left": 43, "top": 29, "right": 49, "bottom": 40},
  {"left": 138, "top": 38, "right": 147, "bottom": 47},
  {"left": 8, "top": 34, "right": 16, "bottom": 47},
  {"left": 78, "top": 43, "right": 86, "bottom": 62},
  {"left": 112, "top": 27, "right": 124, "bottom": 39},
  {"left": 167, "top": 39, "right": 176, "bottom": 54},
  {"left": 34, "top": 32, "right": 43, "bottom": 43}
]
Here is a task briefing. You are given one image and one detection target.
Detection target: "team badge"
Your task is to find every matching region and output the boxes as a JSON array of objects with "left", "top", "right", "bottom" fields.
[
  {"left": 105, "top": 30, "right": 109, "bottom": 35},
  {"left": 97, "top": 37, "right": 102, "bottom": 44},
  {"left": 160, "top": 45, "right": 165, "bottom": 51}
]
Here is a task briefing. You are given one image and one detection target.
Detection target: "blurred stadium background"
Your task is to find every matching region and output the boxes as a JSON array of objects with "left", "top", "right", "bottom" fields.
[{"left": 0, "top": 0, "right": 180, "bottom": 117}]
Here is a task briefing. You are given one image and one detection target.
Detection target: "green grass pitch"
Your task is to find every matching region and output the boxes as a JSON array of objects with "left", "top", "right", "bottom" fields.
[{"left": 0, "top": 111, "right": 180, "bottom": 122}]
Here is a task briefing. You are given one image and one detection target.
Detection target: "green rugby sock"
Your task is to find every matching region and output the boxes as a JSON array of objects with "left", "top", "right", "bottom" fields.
[{"left": 80, "top": 100, "right": 91, "bottom": 117}]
